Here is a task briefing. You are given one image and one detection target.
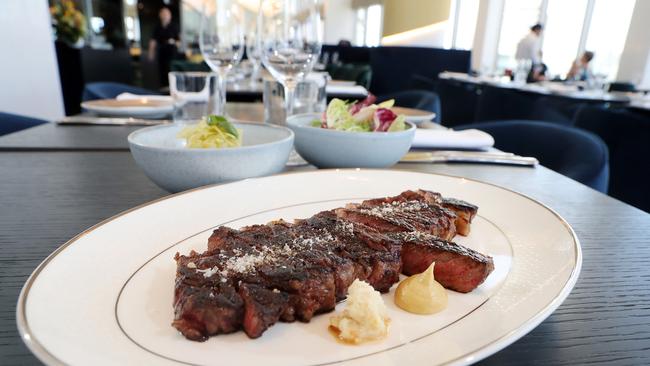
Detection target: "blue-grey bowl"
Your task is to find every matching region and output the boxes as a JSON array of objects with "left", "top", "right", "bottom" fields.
[
  {"left": 128, "top": 122, "right": 294, "bottom": 192},
  {"left": 286, "top": 113, "right": 416, "bottom": 168}
]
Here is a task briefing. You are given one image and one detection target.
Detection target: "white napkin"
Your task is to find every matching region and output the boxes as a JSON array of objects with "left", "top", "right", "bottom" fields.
[
  {"left": 412, "top": 129, "right": 495, "bottom": 150},
  {"left": 326, "top": 84, "right": 368, "bottom": 96},
  {"left": 116, "top": 93, "right": 173, "bottom": 103}
]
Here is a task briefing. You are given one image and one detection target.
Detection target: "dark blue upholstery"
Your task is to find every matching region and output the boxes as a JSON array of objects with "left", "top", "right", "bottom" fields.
[
  {"left": 474, "top": 86, "right": 538, "bottom": 122},
  {"left": 456, "top": 120, "right": 609, "bottom": 192},
  {"left": 377, "top": 90, "right": 441, "bottom": 123},
  {"left": 528, "top": 96, "right": 589, "bottom": 126},
  {"left": 369, "top": 46, "right": 471, "bottom": 95},
  {"left": 82, "top": 82, "right": 159, "bottom": 101},
  {"left": 0, "top": 112, "right": 47, "bottom": 136},
  {"left": 608, "top": 82, "right": 636, "bottom": 92},
  {"left": 434, "top": 78, "right": 480, "bottom": 127},
  {"left": 574, "top": 106, "right": 650, "bottom": 212}
]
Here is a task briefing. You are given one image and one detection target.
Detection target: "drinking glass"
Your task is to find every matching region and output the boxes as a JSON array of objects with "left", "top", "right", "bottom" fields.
[
  {"left": 246, "top": 31, "right": 262, "bottom": 84},
  {"left": 169, "top": 72, "right": 219, "bottom": 124},
  {"left": 259, "top": 0, "right": 323, "bottom": 116},
  {"left": 199, "top": 0, "right": 245, "bottom": 116},
  {"left": 263, "top": 72, "right": 328, "bottom": 125}
]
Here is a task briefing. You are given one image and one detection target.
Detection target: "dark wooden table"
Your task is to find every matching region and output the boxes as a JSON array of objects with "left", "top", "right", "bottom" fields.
[
  {"left": 1, "top": 122, "right": 649, "bottom": 364},
  {"left": 0, "top": 103, "right": 267, "bottom": 151},
  {"left": 0, "top": 105, "right": 650, "bottom": 365}
]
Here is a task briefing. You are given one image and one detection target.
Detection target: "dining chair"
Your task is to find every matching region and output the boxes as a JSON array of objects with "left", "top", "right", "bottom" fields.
[
  {"left": 574, "top": 106, "right": 650, "bottom": 212},
  {"left": 608, "top": 82, "right": 636, "bottom": 92},
  {"left": 456, "top": 120, "right": 610, "bottom": 193},
  {"left": 82, "top": 82, "right": 160, "bottom": 102},
  {"left": 0, "top": 111, "right": 47, "bottom": 136},
  {"left": 377, "top": 90, "right": 441, "bottom": 123}
]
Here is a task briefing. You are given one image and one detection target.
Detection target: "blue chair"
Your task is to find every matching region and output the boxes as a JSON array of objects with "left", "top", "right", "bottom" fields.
[
  {"left": 82, "top": 82, "right": 159, "bottom": 101},
  {"left": 377, "top": 90, "right": 441, "bottom": 123},
  {"left": 0, "top": 112, "right": 47, "bottom": 136},
  {"left": 574, "top": 106, "right": 650, "bottom": 212},
  {"left": 456, "top": 120, "right": 610, "bottom": 192}
]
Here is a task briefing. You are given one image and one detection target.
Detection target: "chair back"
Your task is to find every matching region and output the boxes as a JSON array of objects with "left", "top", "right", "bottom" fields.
[
  {"left": 608, "top": 82, "right": 636, "bottom": 92},
  {"left": 574, "top": 106, "right": 650, "bottom": 211},
  {"left": 457, "top": 120, "right": 609, "bottom": 193},
  {"left": 0, "top": 112, "right": 47, "bottom": 136}
]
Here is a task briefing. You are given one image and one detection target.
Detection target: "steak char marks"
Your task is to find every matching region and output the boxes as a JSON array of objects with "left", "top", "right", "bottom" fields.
[
  {"left": 174, "top": 211, "right": 401, "bottom": 340},
  {"left": 173, "top": 190, "right": 491, "bottom": 341}
]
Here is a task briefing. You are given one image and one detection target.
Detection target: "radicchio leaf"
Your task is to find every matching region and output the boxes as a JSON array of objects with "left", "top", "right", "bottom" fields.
[
  {"left": 373, "top": 108, "right": 398, "bottom": 132},
  {"left": 349, "top": 93, "right": 377, "bottom": 115}
]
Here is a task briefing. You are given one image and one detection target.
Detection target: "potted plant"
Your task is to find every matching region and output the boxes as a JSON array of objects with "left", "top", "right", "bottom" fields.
[{"left": 50, "top": 0, "right": 86, "bottom": 47}]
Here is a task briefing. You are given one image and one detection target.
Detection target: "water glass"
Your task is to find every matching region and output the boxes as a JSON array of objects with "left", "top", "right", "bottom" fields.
[
  {"left": 259, "top": 0, "right": 323, "bottom": 116},
  {"left": 169, "top": 72, "right": 219, "bottom": 124},
  {"left": 264, "top": 73, "right": 328, "bottom": 125}
]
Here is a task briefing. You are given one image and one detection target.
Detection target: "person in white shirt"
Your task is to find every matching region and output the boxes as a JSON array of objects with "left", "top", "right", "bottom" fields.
[{"left": 515, "top": 24, "right": 543, "bottom": 64}]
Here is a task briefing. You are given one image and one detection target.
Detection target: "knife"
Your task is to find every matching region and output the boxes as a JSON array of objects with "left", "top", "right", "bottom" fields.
[
  {"left": 57, "top": 116, "right": 172, "bottom": 126},
  {"left": 401, "top": 151, "right": 538, "bottom": 166}
]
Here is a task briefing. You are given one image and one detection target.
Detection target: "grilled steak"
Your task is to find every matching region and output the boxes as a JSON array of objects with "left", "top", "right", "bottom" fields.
[
  {"left": 173, "top": 190, "right": 492, "bottom": 341},
  {"left": 337, "top": 200, "right": 458, "bottom": 240},
  {"left": 353, "top": 189, "right": 478, "bottom": 236},
  {"left": 395, "top": 232, "right": 494, "bottom": 293}
]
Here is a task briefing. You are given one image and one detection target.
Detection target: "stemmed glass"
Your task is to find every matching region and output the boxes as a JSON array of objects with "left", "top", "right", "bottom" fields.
[
  {"left": 259, "top": 0, "right": 322, "bottom": 116},
  {"left": 199, "top": 0, "right": 245, "bottom": 116},
  {"left": 246, "top": 30, "right": 263, "bottom": 85}
]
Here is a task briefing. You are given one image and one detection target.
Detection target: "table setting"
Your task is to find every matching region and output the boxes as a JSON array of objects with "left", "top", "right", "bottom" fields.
[{"left": 2, "top": 1, "right": 650, "bottom": 366}]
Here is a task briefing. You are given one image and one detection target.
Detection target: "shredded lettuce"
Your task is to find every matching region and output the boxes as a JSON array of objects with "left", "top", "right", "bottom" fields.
[
  {"left": 178, "top": 115, "right": 243, "bottom": 148},
  {"left": 387, "top": 115, "right": 406, "bottom": 132},
  {"left": 316, "top": 95, "right": 406, "bottom": 132}
]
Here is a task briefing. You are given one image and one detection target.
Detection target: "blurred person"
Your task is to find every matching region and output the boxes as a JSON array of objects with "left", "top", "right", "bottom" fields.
[
  {"left": 527, "top": 51, "right": 548, "bottom": 83},
  {"left": 515, "top": 24, "right": 543, "bottom": 64},
  {"left": 566, "top": 51, "right": 595, "bottom": 81},
  {"left": 148, "top": 7, "right": 180, "bottom": 86},
  {"left": 337, "top": 39, "right": 352, "bottom": 47}
]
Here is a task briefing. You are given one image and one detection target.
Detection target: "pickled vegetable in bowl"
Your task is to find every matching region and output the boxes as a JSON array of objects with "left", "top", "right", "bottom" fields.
[{"left": 178, "top": 115, "right": 243, "bottom": 148}]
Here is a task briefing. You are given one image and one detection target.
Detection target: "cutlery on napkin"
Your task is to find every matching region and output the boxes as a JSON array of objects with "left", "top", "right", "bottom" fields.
[{"left": 401, "top": 150, "right": 538, "bottom": 166}]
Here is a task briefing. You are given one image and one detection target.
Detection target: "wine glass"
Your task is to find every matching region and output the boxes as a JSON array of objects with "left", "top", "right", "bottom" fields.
[
  {"left": 259, "top": 0, "right": 323, "bottom": 116},
  {"left": 199, "top": 0, "right": 245, "bottom": 116},
  {"left": 246, "top": 26, "right": 262, "bottom": 85}
]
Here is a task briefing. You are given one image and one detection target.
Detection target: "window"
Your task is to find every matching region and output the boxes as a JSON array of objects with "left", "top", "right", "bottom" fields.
[
  {"left": 585, "top": 0, "right": 636, "bottom": 79},
  {"left": 354, "top": 4, "right": 383, "bottom": 47},
  {"left": 541, "top": 0, "right": 588, "bottom": 78},
  {"left": 445, "top": 0, "right": 481, "bottom": 50},
  {"left": 493, "top": 0, "right": 637, "bottom": 79},
  {"left": 496, "top": 0, "right": 543, "bottom": 70}
]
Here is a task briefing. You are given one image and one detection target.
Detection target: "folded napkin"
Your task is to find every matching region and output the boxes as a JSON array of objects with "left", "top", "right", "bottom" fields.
[
  {"left": 116, "top": 93, "right": 173, "bottom": 103},
  {"left": 326, "top": 84, "right": 368, "bottom": 96},
  {"left": 412, "top": 129, "right": 495, "bottom": 150}
]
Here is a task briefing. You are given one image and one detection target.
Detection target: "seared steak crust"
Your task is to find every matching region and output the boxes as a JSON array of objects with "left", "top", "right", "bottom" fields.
[
  {"left": 173, "top": 190, "right": 492, "bottom": 341},
  {"left": 394, "top": 232, "right": 494, "bottom": 293}
]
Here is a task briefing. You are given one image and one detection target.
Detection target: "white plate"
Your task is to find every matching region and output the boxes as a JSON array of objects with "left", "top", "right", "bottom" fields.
[
  {"left": 17, "top": 170, "right": 581, "bottom": 366},
  {"left": 81, "top": 98, "right": 174, "bottom": 118},
  {"left": 391, "top": 106, "right": 437, "bottom": 125}
]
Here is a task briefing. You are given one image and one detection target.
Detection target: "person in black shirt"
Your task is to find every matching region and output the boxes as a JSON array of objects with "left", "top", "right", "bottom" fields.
[{"left": 148, "top": 7, "right": 179, "bottom": 87}]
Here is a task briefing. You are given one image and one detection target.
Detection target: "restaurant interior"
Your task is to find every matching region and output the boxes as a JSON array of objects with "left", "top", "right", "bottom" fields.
[{"left": 1, "top": 1, "right": 649, "bottom": 365}]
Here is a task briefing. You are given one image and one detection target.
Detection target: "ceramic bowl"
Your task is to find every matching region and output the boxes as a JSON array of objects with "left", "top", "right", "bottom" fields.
[
  {"left": 128, "top": 122, "right": 294, "bottom": 192},
  {"left": 286, "top": 113, "right": 415, "bottom": 168}
]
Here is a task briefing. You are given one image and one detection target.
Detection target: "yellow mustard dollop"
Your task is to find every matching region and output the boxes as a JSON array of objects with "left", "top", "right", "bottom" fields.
[
  {"left": 329, "top": 279, "right": 390, "bottom": 344},
  {"left": 394, "top": 262, "right": 448, "bottom": 315}
]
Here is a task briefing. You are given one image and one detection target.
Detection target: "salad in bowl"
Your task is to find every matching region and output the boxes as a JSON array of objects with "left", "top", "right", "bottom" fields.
[
  {"left": 312, "top": 94, "right": 407, "bottom": 132},
  {"left": 287, "top": 95, "right": 416, "bottom": 169}
]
